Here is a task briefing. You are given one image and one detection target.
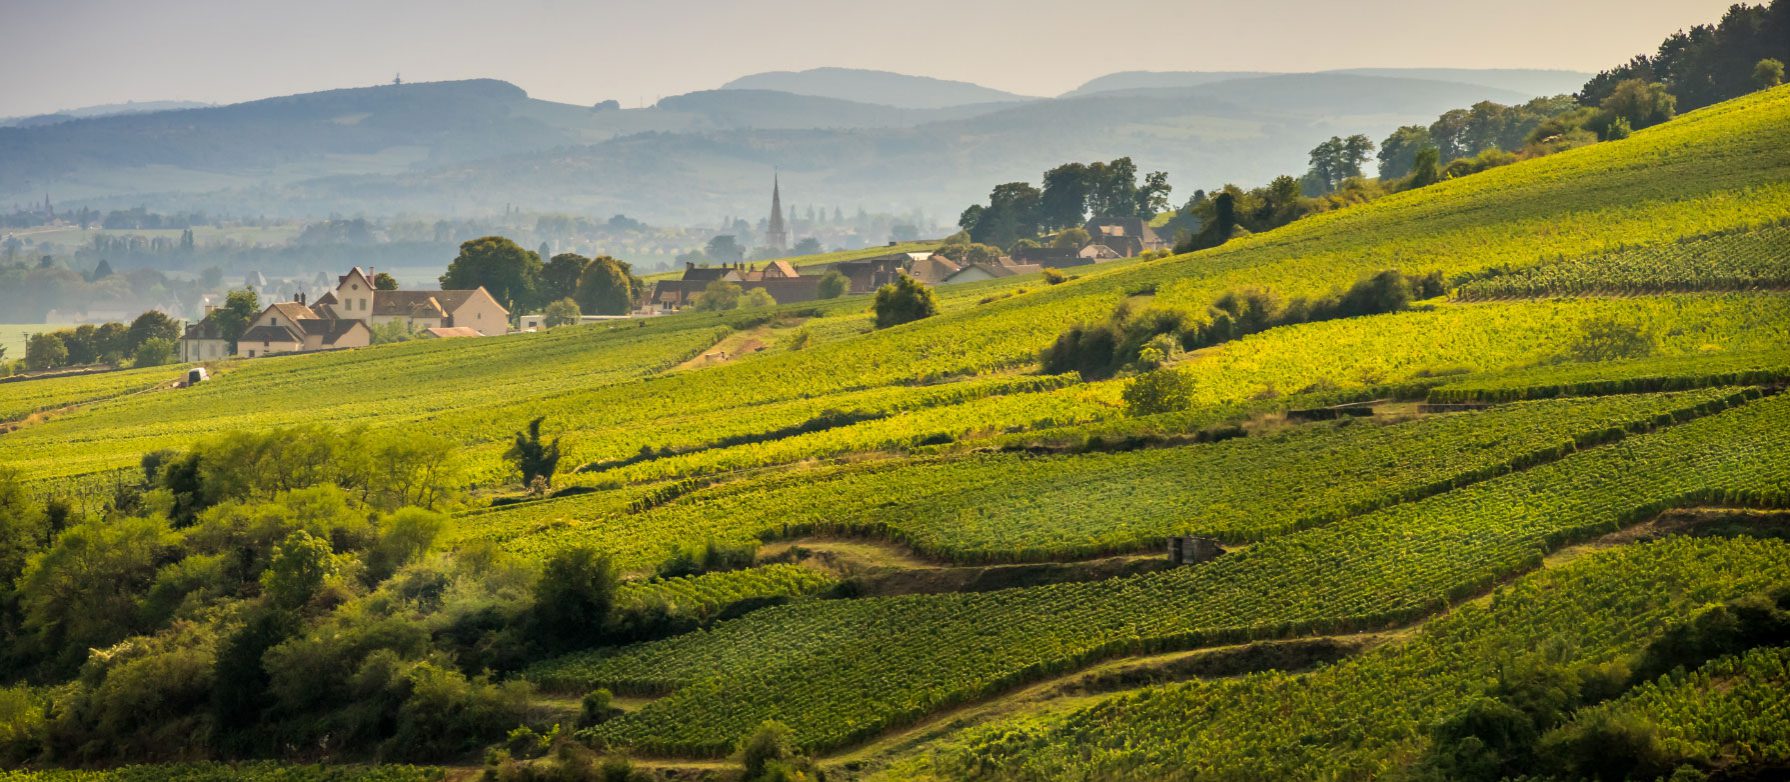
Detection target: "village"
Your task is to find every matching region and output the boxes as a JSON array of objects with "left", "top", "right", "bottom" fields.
[{"left": 174, "top": 178, "right": 1170, "bottom": 362}]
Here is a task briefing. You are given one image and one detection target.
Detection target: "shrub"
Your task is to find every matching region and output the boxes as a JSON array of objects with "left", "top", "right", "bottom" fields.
[
  {"left": 872, "top": 274, "right": 939, "bottom": 329},
  {"left": 816, "top": 271, "right": 849, "bottom": 299},
  {"left": 533, "top": 546, "right": 619, "bottom": 654},
  {"left": 1041, "top": 268, "right": 1069, "bottom": 285},
  {"left": 1123, "top": 368, "right": 1196, "bottom": 416},
  {"left": 1560, "top": 317, "right": 1656, "bottom": 363}
]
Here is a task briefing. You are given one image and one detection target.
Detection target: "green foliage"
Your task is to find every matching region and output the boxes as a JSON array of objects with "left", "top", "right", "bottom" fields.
[
  {"left": 741, "top": 288, "right": 776, "bottom": 309},
  {"left": 543, "top": 299, "right": 582, "bottom": 328},
  {"left": 1121, "top": 368, "right": 1194, "bottom": 416},
  {"left": 1560, "top": 316, "right": 1656, "bottom": 363},
  {"left": 542, "top": 253, "right": 592, "bottom": 303},
  {"left": 373, "top": 272, "right": 400, "bottom": 291},
  {"left": 574, "top": 257, "right": 635, "bottom": 316},
  {"left": 442, "top": 236, "right": 544, "bottom": 313},
  {"left": 1597, "top": 79, "right": 1677, "bottom": 136},
  {"left": 533, "top": 546, "right": 619, "bottom": 654},
  {"left": 507, "top": 417, "right": 562, "bottom": 490},
  {"left": 1306, "top": 134, "right": 1375, "bottom": 194},
  {"left": 24, "top": 332, "right": 67, "bottom": 371},
  {"left": 214, "top": 289, "right": 260, "bottom": 349},
  {"left": 815, "top": 271, "right": 848, "bottom": 300},
  {"left": 261, "top": 530, "right": 338, "bottom": 609},
  {"left": 370, "top": 320, "right": 417, "bottom": 344},
  {"left": 1580, "top": 2, "right": 1790, "bottom": 111},
  {"left": 16, "top": 515, "right": 176, "bottom": 671},
  {"left": 130, "top": 337, "right": 175, "bottom": 368},
  {"left": 693, "top": 279, "right": 742, "bottom": 312},
  {"left": 872, "top": 275, "right": 939, "bottom": 329},
  {"left": 1758, "top": 58, "right": 1786, "bottom": 89}
]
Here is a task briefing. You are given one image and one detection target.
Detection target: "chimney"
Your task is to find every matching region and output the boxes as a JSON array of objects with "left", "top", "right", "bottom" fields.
[{"left": 687, "top": 261, "right": 695, "bottom": 270}]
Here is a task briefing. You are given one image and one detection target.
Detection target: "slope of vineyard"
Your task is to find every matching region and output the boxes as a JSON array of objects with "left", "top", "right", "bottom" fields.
[
  {"left": 0, "top": 765, "right": 441, "bottom": 781},
  {"left": 1455, "top": 221, "right": 1790, "bottom": 300},
  {"left": 4, "top": 87, "right": 1787, "bottom": 501},
  {"left": 465, "top": 388, "right": 1753, "bottom": 568},
  {"left": 875, "top": 538, "right": 1790, "bottom": 781},
  {"left": 531, "top": 393, "right": 1790, "bottom": 755},
  {"left": 1430, "top": 346, "right": 1790, "bottom": 403}
]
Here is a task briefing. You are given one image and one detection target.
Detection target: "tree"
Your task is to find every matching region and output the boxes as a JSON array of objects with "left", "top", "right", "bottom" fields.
[
  {"left": 543, "top": 298, "right": 582, "bottom": 328},
  {"left": 705, "top": 235, "right": 746, "bottom": 263},
  {"left": 966, "top": 182, "right": 1043, "bottom": 247},
  {"left": 506, "top": 416, "right": 562, "bottom": 489},
  {"left": 372, "top": 272, "right": 399, "bottom": 290},
  {"left": 214, "top": 288, "right": 260, "bottom": 350},
  {"left": 872, "top": 274, "right": 939, "bottom": 329},
  {"left": 742, "top": 288, "right": 777, "bottom": 309},
  {"left": 262, "top": 530, "right": 336, "bottom": 609},
  {"left": 738, "top": 721, "right": 805, "bottom": 782},
  {"left": 1039, "top": 162, "right": 1092, "bottom": 230},
  {"left": 1597, "top": 79, "right": 1676, "bottom": 136},
  {"left": 574, "top": 256, "right": 634, "bottom": 316},
  {"left": 792, "top": 237, "right": 822, "bottom": 255},
  {"left": 24, "top": 332, "right": 67, "bottom": 371},
  {"left": 694, "top": 279, "right": 743, "bottom": 312},
  {"left": 541, "top": 253, "right": 592, "bottom": 303},
  {"left": 1307, "top": 135, "right": 1376, "bottom": 194},
  {"left": 126, "top": 310, "right": 180, "bottom": 353},
  {"left": 1123, "top": 368, "right": 1195, "bottom": 416},
  {"left": 441, "top": 236, "right": 544, "bottom": 313},
  {"left": 1377, "top": 125, "right": 1434, "bottom": 180},
  {"left": 1086, "top": 157, "right": 1141, "bottom": 217},
  {"left": 1409, "top": 146, "right": 1442, "bottom": 187},
  {"left": 533, "top": 546, "right": 618, "bottom": 653},
  {"left": 1756, "top": 58, "right": 1785, "bottom": 90},
  {"left": 816, "top": 271, "right": 849, "bottom": 299},
  {"left": 1052, "top": 227, "right": 1091, "bottom": 249},
  {"left": 1562, "top": 317, "right": 1656, "bottom": 363},
  {"left": 132, "top": 337, "right": 176, "bottom": 368},
  {"left": 1134, "top": 170, "right": 1173, "bottom": 217}
]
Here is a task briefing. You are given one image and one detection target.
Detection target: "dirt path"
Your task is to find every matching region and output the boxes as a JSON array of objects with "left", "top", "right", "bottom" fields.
[{"left": 672, "top": 326, "right": 770, "bottom": 371}]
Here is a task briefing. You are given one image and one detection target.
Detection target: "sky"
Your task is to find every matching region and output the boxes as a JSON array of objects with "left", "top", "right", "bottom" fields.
[{"left": 0, "top": 0, "right": 1745, "bottom": 117}]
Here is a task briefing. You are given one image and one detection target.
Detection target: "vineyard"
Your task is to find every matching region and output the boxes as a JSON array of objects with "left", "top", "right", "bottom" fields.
[
  {"left": 467, "top": 388, "right": 1756, "bottom": 568},
  {"left": 3, "top": 78, "right": 1788, "bottom": 782},
  {"left": 1454, "top": 221, "right": 1790, "bottom": 300},
  {"left": 531, "top": 393, "right": 1790, "bottom": 756},
  {"left": 883, "top": 536, "right": 1790, "bottom": 781}
]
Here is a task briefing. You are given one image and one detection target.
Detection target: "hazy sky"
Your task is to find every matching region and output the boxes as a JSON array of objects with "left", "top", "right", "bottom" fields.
[{"left": 0, "top": 0, "right": 1742, "bottom": 117}]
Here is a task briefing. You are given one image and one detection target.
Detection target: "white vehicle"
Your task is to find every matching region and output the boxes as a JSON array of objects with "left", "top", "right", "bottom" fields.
[{"left": 184, "top": 367, "right": 210, "bottom": 387}]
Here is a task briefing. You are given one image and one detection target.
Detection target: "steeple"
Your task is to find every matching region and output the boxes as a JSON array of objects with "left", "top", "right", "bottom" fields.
[{"left": 765, "top": 174, "right": 789, "bottom": 253}]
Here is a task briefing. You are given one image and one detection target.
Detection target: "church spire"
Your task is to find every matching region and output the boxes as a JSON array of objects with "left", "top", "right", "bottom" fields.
[{"left": 765, "top": 173, "right": 789, "bottom": 253}]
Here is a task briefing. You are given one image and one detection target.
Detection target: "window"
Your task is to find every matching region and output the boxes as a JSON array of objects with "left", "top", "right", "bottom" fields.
[{"left": 248, "top": 350, "right": 256, "bottom": 357}]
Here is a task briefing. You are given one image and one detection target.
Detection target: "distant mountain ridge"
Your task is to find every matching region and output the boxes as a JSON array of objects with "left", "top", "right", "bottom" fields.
[
  {"left": 720, "top": 67, "right": 1036, "bottom": 109},
  {"left": 0, "top": 70, "right": 1572, "bottom": 222},
  {"left": 0, "top": 100, "right": 213, "bottom": 128},
  {"left": 1065, "top": 68, "right": 1591, "bottom": 98}
]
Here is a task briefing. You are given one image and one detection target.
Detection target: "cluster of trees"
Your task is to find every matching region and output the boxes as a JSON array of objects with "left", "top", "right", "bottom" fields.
[
  {"left": 0, "top": 424, "right": 614, "bottom": 765},
  {"left": 1043, "top": 270, "right": 1440, "bottom": 380},
  {"left": 442, "top": 237, "right": 644, "bottom": 318},
  {"left": 872, "top": 274, "right": 940, "bottom": 329},
  {"left": 1406, "top": 588, "right": 1790, "bottom": 782},
  {"left": 15, "top": 310, "right": 183, "bottom": 373},
  {"left": 1582, "top": 0, "right": 1789, "bottom": 113},
  {"left": 956, "top": 157, "right": 1172, "bottom": 249}
]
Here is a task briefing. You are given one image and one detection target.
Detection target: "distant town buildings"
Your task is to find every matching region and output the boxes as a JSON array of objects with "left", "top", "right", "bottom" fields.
[{"left": 180, "top": 266, "right": 508, "bottom": 360}]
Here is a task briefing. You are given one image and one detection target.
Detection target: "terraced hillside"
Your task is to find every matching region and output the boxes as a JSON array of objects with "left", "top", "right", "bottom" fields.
[{"left": 2, "top": 86, "right": 1787, "bottom": 781}]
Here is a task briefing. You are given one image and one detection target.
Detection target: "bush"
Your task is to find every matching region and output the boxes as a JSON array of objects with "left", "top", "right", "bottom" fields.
[
  {"left": 544, "top": 298, "right": 582, "bottom": 328},
  {"left": 1123, "top": 368, "right": 1196, "bottom": 416},
  {"left": 738, "top": 720, "right": 814, "bottom": 782},
  {"left": 742, "top": 288, "right": 777, "bottom": 309},
  {"left": 1041, "top": 268, "right": 1069, "bottom": 285},
  {"left": 533, "top": 547, "right": 619, "bottom": 654},
  {"left": 1539, "top": 712, "right": 1670, "bottom": 782},
  {"left": 131, "top": 337, "right": 176, "bottom": 367},
  {"left": 816, "top": 271, "right": 849, "bottom": 299},
  {"left": 872, "top": 274, "right": 939, "bottom": 329}
]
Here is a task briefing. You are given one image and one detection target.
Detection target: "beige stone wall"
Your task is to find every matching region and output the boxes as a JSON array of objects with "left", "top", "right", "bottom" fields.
[
  {"left": 180, "top": 338, "right": 230, "bottom": 362},
  {"left": 449, "top": 291, "right": 510, "bottom": 335},
  {"left": 236, "top": 337, "right": 302, "bottom": 358}
]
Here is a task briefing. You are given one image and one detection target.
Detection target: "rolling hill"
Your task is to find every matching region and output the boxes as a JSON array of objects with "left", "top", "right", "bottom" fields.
[
  {"left": 720, "top": 67, "right": 1037, "bottom": 108},
  {"left": 1, "top": 72, "right": 1546, "bottom": 221},
  {"left": 1, "top": 72, "right": 1787, "bottom": 782},
  {"left": 1065, "top": 67, "right": 1591, "bottom": 98}
]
